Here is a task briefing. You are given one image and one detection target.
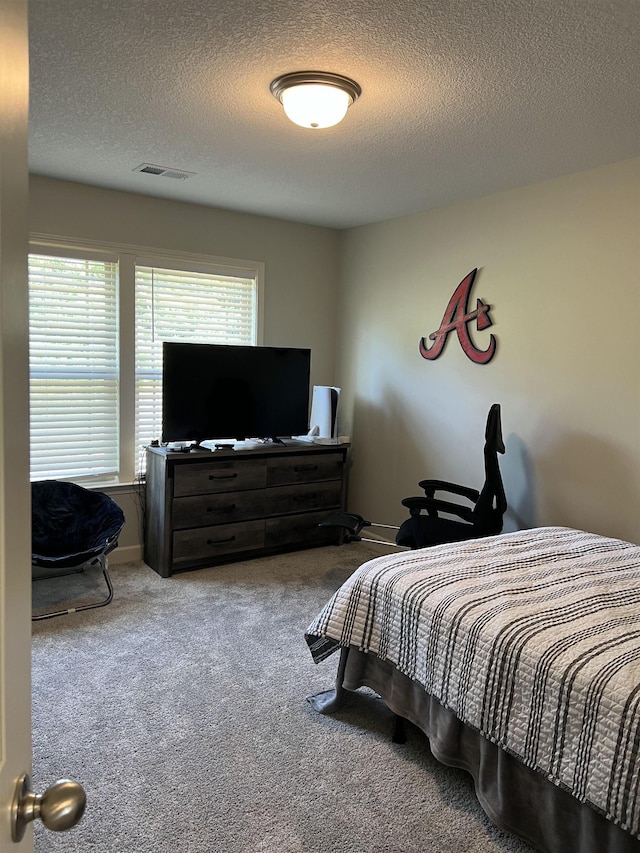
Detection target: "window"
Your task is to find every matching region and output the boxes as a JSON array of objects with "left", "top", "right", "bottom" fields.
[
  {"left": 29, "top": 252, "right": 119, "bottom": 482},
  {"left": 134, "top": 263, "right": 258, "bottom": 472},
  {"left": 28, "top": 242, "right": 262, "bottom": 485}
]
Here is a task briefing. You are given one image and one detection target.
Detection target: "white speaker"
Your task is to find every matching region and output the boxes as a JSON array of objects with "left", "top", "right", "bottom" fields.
[{"left": 309, "top": 386, "right": 340, "bottom": 439}]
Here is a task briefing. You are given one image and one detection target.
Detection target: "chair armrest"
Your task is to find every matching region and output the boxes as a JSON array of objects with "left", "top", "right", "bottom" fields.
[
  {"left": 401, "top": 495, "right": 475, "bottom": 524},
  {"left": 417, "top": 479, "right": 480, "bottom": 503}
]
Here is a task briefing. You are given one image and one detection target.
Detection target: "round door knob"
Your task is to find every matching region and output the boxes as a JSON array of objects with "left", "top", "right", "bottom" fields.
[{"left": 11, "top": 773, "right": 86, "bottom": 842}]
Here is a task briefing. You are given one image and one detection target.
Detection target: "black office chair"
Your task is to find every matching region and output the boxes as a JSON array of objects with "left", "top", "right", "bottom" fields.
[
  {"left": 395, "top": 403, "right": 506, "bottom": 548},
  {"left": 31, "top": 480, "right": 125, "bottom": 621},
  {"left": 320, "top": 404, "right": 506, "bottom": 551}
]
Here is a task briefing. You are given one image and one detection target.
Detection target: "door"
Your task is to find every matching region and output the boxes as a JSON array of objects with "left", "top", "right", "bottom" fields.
[{"left": 0, "top": 1, "right": 34, "bottom": 849}]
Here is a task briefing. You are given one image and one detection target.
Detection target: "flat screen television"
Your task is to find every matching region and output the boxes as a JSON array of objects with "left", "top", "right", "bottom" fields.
[{"left": 161, "top": 342, "right": 311, "bottom": 443}]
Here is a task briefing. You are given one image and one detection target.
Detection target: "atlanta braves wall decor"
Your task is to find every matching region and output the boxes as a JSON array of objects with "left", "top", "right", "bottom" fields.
[{"left": 419, "top": 268, "right": 497, "bottom": 364}]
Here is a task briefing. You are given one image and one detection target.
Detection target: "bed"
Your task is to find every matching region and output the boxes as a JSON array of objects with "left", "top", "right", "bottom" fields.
[{"left": 305, "top": 526, "right": 640, "bottom": 853}]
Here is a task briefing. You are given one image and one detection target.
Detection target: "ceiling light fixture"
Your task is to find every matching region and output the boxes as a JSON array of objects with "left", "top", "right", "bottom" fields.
[{"left": 270, "top": 71, "right": 361, "bottom": 130}]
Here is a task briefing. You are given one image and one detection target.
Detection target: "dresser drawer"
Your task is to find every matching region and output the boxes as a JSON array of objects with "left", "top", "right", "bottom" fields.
[
  {"left": 264, "top": 480, "right": 342, "bottom": 516},
  {"left": 173, "top": 520, "right": 265, "bottom": 565},
  {"left": 266, "top": 452, "right": 343, "bottom": 487},
  {"left": 173, "top": 459, "right": 266, "bottom": 496},
  {"left": 265, "top": 510, "right": 340, "bottom": 548},
  {"left": 173, "top": 490, "right": 266, "bottom": 529}
]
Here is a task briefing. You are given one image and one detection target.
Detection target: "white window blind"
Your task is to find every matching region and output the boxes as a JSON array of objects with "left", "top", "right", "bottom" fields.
[
  {"left": 29, "top": 253, "right": 119, "bottom": 482},
  {"left": 134, "top": 264, "right": 257, "bottom": 468}
]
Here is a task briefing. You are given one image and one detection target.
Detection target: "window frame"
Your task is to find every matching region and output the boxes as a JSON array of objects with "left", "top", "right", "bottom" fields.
[
  {"left": 28, "top": 246, "right": 121, "bottom": 484},
  {"left": 29, "top": 234, "right": 265, "bottom": 487}
]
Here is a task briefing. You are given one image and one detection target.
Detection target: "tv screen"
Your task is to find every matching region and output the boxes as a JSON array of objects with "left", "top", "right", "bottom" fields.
[{"left": 161, "top": 342, "right": 311, "bottom": 443}]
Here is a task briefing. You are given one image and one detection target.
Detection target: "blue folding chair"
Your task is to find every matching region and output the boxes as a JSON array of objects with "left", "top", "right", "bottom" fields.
[{"left": 32, "top": 480, "right": 125, "bottom": 620}]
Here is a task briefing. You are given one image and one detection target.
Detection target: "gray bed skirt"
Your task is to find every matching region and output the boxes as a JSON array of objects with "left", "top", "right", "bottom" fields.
[{"left": 314, "top": 647, "right": 639, "bottom": 853}]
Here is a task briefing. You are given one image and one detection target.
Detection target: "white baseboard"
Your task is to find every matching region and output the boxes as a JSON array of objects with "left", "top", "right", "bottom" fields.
[{"left": 110, "top": 544, "right": 143, "bottom": 564}]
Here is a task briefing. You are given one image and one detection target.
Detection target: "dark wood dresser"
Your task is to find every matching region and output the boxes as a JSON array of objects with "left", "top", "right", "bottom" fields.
[{"left": 144, "top": 442, "right": 349, "bottom": 576}]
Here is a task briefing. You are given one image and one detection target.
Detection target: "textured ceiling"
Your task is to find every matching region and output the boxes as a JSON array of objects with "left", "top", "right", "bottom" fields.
[{"left": 28, "top": 0, "right": 640, "bottom": 229}]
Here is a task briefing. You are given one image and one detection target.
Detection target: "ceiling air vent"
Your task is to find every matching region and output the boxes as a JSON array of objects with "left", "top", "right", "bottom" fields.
[{"left": 133, "top": 163, "right": 196, "bottom": 180}]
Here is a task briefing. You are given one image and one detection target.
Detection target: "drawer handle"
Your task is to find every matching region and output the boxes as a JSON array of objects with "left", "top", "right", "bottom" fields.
[
  {"left": 206, "top": 536, "right": 236, "bottom": 546},
  {"left": 207, "top": 504, "right": 236, "bottom": 513},
  {"left": 209, "top": 473, "right": 238, "bottom": 480},
  {"left": 294, "top": 464, "right": 318, "bottom": 473}
]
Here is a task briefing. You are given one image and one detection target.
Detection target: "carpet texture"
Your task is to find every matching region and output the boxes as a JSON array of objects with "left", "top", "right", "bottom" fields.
[{"left": 31, "top": 544, "right": 533, "bottom": 852}]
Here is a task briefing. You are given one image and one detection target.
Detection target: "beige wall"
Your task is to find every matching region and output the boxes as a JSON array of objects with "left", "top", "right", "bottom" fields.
[
  {"left": 336, "top": 158, "right": 640, "bottom": 544},
  {"left": 28, "top": 176, "right": 341, "bottom": 557}
]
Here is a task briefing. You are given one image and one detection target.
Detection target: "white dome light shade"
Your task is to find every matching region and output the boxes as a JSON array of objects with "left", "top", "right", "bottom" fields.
[
  {"left": 270, "top": 72, "right": 361, "bottom": 130},
  {"left": 281, "top": 83, "right": 351, "bottom": 129}
]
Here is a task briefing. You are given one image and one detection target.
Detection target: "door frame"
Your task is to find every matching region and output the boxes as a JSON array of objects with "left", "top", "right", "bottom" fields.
[{"left": 0, "top": 0, "right": 34, "bottom": 849}]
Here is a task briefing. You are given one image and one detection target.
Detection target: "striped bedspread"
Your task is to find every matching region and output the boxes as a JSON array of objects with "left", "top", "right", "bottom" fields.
[{"left": 305, "top": 527, "right": 640, "bottom": 837}]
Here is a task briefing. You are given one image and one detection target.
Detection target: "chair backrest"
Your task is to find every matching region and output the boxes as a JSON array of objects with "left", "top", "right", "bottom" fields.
[{"left": 472, "top": 403, "right": 507, "bottom": 534}]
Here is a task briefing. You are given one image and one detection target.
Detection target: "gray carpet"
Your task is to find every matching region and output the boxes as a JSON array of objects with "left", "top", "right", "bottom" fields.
[{"left": 31, "top": 544, "right": 533, "bottom": 852}]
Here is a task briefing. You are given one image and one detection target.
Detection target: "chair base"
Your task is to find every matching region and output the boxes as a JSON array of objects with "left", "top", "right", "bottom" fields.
[
  {"left": 320, "top": 511, "right": 410, "bottom": 549},
  {"left": 32, "top": 557, "right": 113, "bottom": 621}
]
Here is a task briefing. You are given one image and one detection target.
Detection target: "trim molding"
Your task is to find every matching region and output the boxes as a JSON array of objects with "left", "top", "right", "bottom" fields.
[
  {"left": 29, "top": 231, "right": 265, "bottom": 279},
  {"left": 110, "top": 544, "right": 143, "bottom": 565}
]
